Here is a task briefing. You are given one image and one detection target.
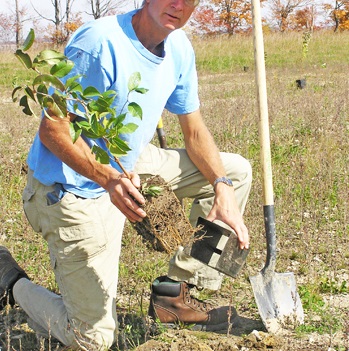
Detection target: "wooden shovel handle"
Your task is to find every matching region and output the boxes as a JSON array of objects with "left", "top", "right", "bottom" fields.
[{"left": 252, "top": 0, "right": 277, "bottom": 273}]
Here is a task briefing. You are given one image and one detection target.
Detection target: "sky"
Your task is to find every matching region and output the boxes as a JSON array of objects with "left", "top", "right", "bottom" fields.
[
  {"left": 3, "top": 0, "right": 136, "bottom": 36},
  {"left": 3, "top": 0, "right": 334, "bottom": 40},
  {"left": 8, "top": 0, "right": 332, "bottom": 24}
]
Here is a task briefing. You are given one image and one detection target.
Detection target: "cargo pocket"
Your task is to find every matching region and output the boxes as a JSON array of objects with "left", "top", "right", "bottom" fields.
[
  {"left": 22, "top": 184, "right": 41, "bottom": 233},
  {"left": 55, "top": 222, "right": 107, "bottom": 262}
]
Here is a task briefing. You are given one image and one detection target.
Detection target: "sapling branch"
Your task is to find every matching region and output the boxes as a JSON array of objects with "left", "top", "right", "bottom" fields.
[{"left": 12, "top": 29, "right": 147, "bottom": 183}]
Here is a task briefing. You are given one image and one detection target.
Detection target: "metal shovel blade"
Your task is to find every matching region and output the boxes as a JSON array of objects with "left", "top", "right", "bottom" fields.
[{"left": 250, "top": 271, "right": 304, "bottom": 334}]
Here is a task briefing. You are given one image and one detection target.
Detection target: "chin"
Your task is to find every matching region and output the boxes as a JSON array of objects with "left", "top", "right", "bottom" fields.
[{"left": 164, "top": 23, "right": 179, "bottom": 31}]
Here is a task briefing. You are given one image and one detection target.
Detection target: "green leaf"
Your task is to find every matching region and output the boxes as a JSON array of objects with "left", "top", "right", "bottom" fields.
[
  {"left": 24, "top": 86, "right": 36, "bottom": 102},
  {"left": 128, "top": 72, "right": 141, "bottom": 91},
  {"left": 128, "top": 102, "right": 142, "bottom": 119},
  {"left": 33, "top": 74, "right": 66, "bottom": 92},
  {"left": 12, "top": 86, "right": 22, "bottom": 102},
  {"left": 72, "top": 103, "right": 84, "bottom": 115},
  {"left": 92, "top": 145, "right": 110, "bottom": 164},
  {"left": 50, "top": 60, "right": 74, "bottom": 78},
  {"left": 142, "top": 185, "right": 163, "bottom": 197},
  {"left": 66, "top": 79, "right": 83, "bottom": 94},
  {"left": 134, "top": 87, "right": 148, "bottom": 94},
  {"left": 102, "top": 90, "right": 117, "bottom": 99},
  {"left": 33, "top": 50, "right": 66, "bottom": 67},
  {"left": 66, "top": 74, "right": 83, "bottom": 87},
  {"left": 88, "top": 98, "right": 110, "bottom": 114},
  {"left": 83, "top": 86, "right": 101, "bottom": 98},
  {"left": 52, "top": 93, "right": 67, "bottom": 116},
  {"left": 106, "top": 113, "right": 126, "bottom": 130},
  {"left": 108, "top": 137, "right": 131, "bottom": 157},
  {"left": 14, "top": 50, "right": 32, "bottom": 69},
  {"left": 21, "top": 29, "right": 35, "bottom": 51},
  {"left": 90, "top": 114, "right": 99, "bottom": 134},
  {"left": 36, "top": 84, "right": 48, "bottom": 106},
  {"left": 19, "top": 95, "right": 33, "bottom": 116},
  {"left": 75, "top": 120, "right": 90, "bottom": 129},
  {"left": 69, "top": 122, "right": 82, "bottom": 143},
  {"left": 118, "top": 123, "right": 138, "bottom": 134},
  {"left": 43, "top": 96, "right": 65, "bottom": 118}
]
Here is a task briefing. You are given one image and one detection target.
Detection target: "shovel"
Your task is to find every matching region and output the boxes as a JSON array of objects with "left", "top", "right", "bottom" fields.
[{"left": 249, "top": 0, "right": 304, "bottom": 333}]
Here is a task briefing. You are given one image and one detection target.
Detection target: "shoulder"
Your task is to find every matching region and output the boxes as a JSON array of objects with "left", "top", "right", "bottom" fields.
[
  {"left": 66, "top": 11, "right": 136, "bottom": 55},
  {"left": 168, "top": 29, "right": 192, "bottom": 46},
  {"left": 166, "top": 29, "right": 194, "bottom": 58}
]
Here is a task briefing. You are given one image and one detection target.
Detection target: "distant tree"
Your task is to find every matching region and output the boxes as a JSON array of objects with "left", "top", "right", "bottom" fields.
[
  {"left": 14, "top": 0, "right": 21, "bottom": 44},
  {"left": 190, "top": 0, "right": 265, "bottom": 36},
  {"left": 85, "top": 0, "right": 128, "bottom": 19},
  {"left": 0, "top": 0, "right": 31, "bottom": 45},
  {"left": 190, "top": 4, "right": 223, "bottom": 35},
  {"left": 32, "top": 0, "right": 83, "bottom": 45},
  {"left": 32, "top": 0, "right": 76, "bottom": 33},
  {"left": 45, "top": 13, "right": 83, "bottom": 45},
  {"left": 268, "top": 0, "right": 311, "bottom": 32},
  {"left": 324, "top": 0, "right": 349, "bottom": 32},
  {"left": 0, "top": 13, "right": 14, "bottom": 43},
  {"left": 215, "top": 0, "right": 253, "bottom": 35},
  {"left": 289, "top": 5, "right": 317, "bottom": 31}
]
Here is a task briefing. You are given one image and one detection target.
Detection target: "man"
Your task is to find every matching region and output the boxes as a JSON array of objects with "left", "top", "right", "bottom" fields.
[{"left": 0, "top": 0, "right": 252, "bottom": 349}]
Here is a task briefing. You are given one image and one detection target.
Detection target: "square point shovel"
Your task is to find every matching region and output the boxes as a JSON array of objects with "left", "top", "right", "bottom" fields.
[{"left": 250, "top": 0, "right": 304, "bottom": 334}]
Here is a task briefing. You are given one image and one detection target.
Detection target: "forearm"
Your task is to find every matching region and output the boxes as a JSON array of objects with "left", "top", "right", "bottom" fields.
[
  {"left": 39, "top": 115, "right": 118, "bottom": 189},
  {"left": 179, "top": 114, "right": 227, "bottom": 185},
  {"left": 39, "top": 114, "right": 146, "bottom": 222},
  {"left": 179, "top": 110, "right": 249, "bottom": 249}
]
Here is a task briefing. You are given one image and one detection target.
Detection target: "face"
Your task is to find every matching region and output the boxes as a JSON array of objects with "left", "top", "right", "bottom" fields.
[{"left": 145, "top": 0, "right": 198, "bottom": 33}]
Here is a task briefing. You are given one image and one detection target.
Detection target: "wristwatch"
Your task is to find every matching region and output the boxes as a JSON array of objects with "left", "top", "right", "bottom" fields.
[{"left": 213, "top": 176, "right": 234, "bottom": 190}]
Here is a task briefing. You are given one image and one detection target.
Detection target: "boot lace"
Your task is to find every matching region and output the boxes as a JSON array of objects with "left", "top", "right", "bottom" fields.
[{"left": 184, "top": 283, "right": 213, "bottom": 312}]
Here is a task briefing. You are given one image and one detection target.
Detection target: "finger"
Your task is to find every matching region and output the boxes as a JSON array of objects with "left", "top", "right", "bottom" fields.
[
  {"left": 127, "top": 186, "right": 145, "bottom": 206},
  {"left": 125, "top": 194, "right": 146, "bottom": 216},
  {"left": 129, "top": 172, "right": 141, "bottom": 189},
  {"left": 116, "top": 199, "right": 146, "bottom": 222},
  {"left": 236, "top": 225, "right": 249, "bottom": 250}
]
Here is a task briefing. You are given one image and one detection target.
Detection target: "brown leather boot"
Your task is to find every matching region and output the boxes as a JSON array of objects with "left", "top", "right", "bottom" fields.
[{"left": 148, "top": 276, "right": 237, "bottom": 331}]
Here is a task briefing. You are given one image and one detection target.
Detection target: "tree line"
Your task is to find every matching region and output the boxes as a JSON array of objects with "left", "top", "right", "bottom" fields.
[{"left": 1, "top": 0, "right": 348, "bottom": 46}]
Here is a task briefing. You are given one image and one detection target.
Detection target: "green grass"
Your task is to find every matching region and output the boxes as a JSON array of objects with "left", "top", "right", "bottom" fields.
[
  {"left": 193, "top": 30, "right": 349, "bottom": 73},
  {"left": 1, "top": 30, "right": 349, "bottom": 350}
]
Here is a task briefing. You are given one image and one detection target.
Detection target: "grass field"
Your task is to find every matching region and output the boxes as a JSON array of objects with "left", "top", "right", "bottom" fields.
[{"left": 0, "top": 30, "right": 349, "bottom": 350}]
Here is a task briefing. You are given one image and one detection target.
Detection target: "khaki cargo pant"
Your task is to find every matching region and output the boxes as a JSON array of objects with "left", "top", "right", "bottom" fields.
[{"left": 14, "top": 144, "right": 252, "bottom": 349}]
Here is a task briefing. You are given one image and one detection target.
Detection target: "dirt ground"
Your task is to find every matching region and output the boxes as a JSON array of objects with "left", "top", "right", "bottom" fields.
[
  {"left": 131, "top": 179, "right": 349, "bottom": 351},
  {"left": 134, "top": 295, "right": 349, "bottom": 351}
]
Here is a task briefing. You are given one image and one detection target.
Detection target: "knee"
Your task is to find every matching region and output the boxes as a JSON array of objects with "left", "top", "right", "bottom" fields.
[
  {"left": 66, "top": 321, "right": 117, "bottom": 351},
  {"left": 72, "top": 330, "right": 116, "bottom": 351},
  {"left": 241, "top": 156, "right": 253, "bottom": 185},
  {"left": 224, "top": 153, "right": 252, "bottom": 186}
]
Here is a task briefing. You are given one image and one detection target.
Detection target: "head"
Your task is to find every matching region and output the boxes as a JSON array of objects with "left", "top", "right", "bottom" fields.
[{"left": 141, "top": 0, "right": 199, "bottom": 33}]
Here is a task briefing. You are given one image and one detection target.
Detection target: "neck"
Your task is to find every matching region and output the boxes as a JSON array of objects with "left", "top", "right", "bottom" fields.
[{"left": 132, "top": 9, "right": 167, "bottom": 57}]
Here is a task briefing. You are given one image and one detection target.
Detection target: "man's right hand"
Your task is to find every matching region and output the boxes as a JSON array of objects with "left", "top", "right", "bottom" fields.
[
  {"left": 39, "top": 113, "right": 147, "bottom": 223},
  {"left": 106, "top": 172, "right": 147, "bottom": 223}
]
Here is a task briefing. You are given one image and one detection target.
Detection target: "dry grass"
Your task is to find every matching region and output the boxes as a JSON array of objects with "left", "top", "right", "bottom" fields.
[{"left": 1, "top": 30, "right": 349, "bottom": 350}]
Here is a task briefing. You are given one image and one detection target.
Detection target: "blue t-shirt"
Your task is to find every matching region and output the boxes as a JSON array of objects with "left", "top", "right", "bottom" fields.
[{"left": 27, "top": 9, "right": 200, "bottom": 198}]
